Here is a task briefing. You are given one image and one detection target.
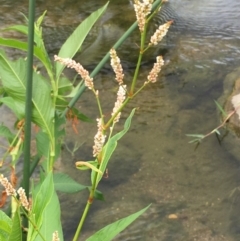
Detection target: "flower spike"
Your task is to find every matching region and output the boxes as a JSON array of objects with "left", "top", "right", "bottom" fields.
[
  {"left": 0, "top": 174, "right": 17, "bottom": 196},
  {"left": 54, "top": 55, "right": 94, "bottom": 90},
  {"left": 111, "top": 85, "right": 127, "bottom": 123},
  {"left": 133, "top": 0, "right": 153, "bottom": 32},
  {"left": 149, "top": 21, "right": 173, "bottom": 46},
  {"left": 146, "top": 56, "right": 164, "bottom": 83},
  {"left": 110, "top": 49, "right": 124, "bottom": 85},
  {"left": 93, "top": 118, "right": 106, "bottom": 157},
  {"left": 17, "top": 187, "right": 30, "bottom": 211}
]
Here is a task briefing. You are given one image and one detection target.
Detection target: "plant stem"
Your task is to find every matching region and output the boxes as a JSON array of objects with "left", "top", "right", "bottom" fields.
[
  {"left": 130, "top": 7, "right": 151, "bottom": 95},
  {"left": 73, "top": 172, "right": 98, "bottom": 241},
  {"left": 72, "top": 199, "right": 92, "bottom": 241},
  {"left": 23, "top": 0, "right": 35, "bottom": 198},
  {"left": 130, "top": 51, "right": 143, "bottom": 95},
  {"left": 95, "top": 90, "right": 105, "bottom": 125},
  {"left": 23, "top": 0, "right": 35, "bottom": 239},
  {"left": 71, "top": 1, "right": 165, "bottom": 239},
  {"left": 104, "top": 97, "right": 130, "bottom": 130}
]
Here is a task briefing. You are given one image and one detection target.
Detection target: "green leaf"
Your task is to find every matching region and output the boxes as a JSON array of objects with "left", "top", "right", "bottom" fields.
[
  {"left": 0, "top": 51, "right": 54, "bottom": 143},
  {"left": 28, "top": 173, "right": 54, "bottom": 240},
  {"left": 186, "top": 134, "right": 204, "bottom": 144},
  {"left": 64, "top": 81, "right": 83, "bottom": 98},
  {"left": 34, "top": 11, "right": 48, "bottom": 48},
  {"left": 186, "top": 134, "right": 205, "bottom": 138},
  {"left": 56, "top": 2, "right": 109, "bottom": 78},
  {"left": 0, "top": 225, "right": 10, "bottom": 240},
  {"left": 74, "top": 108, "right": 93, "bottom": 123},
  {"left": 0, "top": 38, "right": 28, "bottom": 53},
  {"left": 54, "top": 114, "right": 66, "bottom": 161},
  {"left": 31, "top": 75, "right": 54, "bottom": 138},
  {"left": 188, "top": 139, "right": 202, "bottom": 144},
  {"left": 28, "top": 173, "right": 63, "bottom": 241},
  {"left": 0, "top": 86, "right": 5, "bottom": 96},
  {"left": 36, "top": 131, "right": 50, "bottom": 158},
  {"left": 186, "top": 134, "right": 205, "bottom": 143},
  {"left": 0, "top": 38, "right": 49, "bottom": 67},
  {"left": 36, "top": 114, "right": 65, "bottom": 166},
  {"left": 36, "top": 190, "right": 63, "bottom": 241},
  {"left": 76, "top": 160, "right": 102, "bottom": 173},
  {"left": 58, "top": 76, "right": 74, "bottom": 95},
  {"left": 35, "top": 11, "right": 47, "bottom": 30},
  {"left": 0, "top": 210, "right": 12, "bottom": 240},
  {"left": 53, "top": 173, "right": 87, "bottom": 193},
  {"left": 214, "top": 129, "right": 221, "bottom": 135},
  {"left": 92, "top": 109, "right": 135, "bottom": 186},
  {"left": 214, "top": 99, "right": 227, "bottom": 117},
  {"left": 91, "top": 188, "right": 105, "bottom": 201},
  {"left": 0, "top": 124, "right": 15, "bottom": 143},
  {"left": 8, "top": 209, "right": 22, "bottom": 241},
  {"left": 86, "top": 204, "right": 151, "bottom": 241},
  {"left": 76, "top": 160, "right": 97, "bottom": 171},
  {"left": 56, "top": 97, "right": 92, "bottom": 122},
  {"left": 0, "top": 220, "right": 12, "bottom": 234},
  {"left": 0, "top": 97, "right": 25, "bottom": 120},
  {"left": 1, "top": 12, "right": 53, "bottom": 77},
  {"left": 4, "top": 25, "right": 28, "bottom": 35},
  {"left": 55, "top": 114, "right": 66, "bottom": 139}
]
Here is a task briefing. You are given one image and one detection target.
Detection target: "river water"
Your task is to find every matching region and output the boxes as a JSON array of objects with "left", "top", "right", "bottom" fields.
[{"left": 1, "top": 0, "right": 240, "bottom": 240}]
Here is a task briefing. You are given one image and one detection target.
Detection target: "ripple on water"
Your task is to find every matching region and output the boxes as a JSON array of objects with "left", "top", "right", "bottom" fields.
[{"left": 170, "top": 0, "right": 240, "bottom": 37}]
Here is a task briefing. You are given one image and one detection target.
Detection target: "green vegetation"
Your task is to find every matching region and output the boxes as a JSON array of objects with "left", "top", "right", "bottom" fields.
[{"left": 0, "top": 0, "right": 171, "bottom": 240}]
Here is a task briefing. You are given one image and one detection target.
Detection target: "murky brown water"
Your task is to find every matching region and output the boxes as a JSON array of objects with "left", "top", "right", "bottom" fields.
[{"left": 1, "top": 0, "right": 240, "bottom": 240}]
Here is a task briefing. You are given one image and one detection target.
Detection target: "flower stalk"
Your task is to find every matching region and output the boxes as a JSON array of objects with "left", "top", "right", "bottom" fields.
[
  {"left": 0, "top": 175, "right": 47, "bottom": 241},
  {"left": 56, "top": 1, "right": 171, "bottom": 240}
]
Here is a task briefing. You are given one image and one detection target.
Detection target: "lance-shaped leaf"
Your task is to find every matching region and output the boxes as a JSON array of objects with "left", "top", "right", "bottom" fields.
[
  {"left": 8, "top": 209, "right": 22, "bottom": 241},
  {"left": 214, "top": 100, "right": 227, "bottom": 118},
  {"left": 0, "top": 50, "right": 54, "bottom": 142},
  {"left": 0, "top": 96, "right": 25, "bottom": 120},
  {"left": 76, "top": 160, "right": 102, "bottom": 173},
  {"left": 91, "top": 109, "right": 135, "bottom": 187},
  {"left": 0, "top": 124, "right": 15, "bottom": 143},
  {"left": 28, "top": 173, "right": 63, "bottom": 241},
  {"left": 53, "top": 173, "right": 87, "bottom": 193},
  {"left": 4, "top": 25, "right": 43, "bottom": 48},
  {"left": 0, "top": 38, "right": 50, "bottom": 70},
  {"left": 0, "top": 210, "right": 12, "bottom": 240},
  {"left": 1, "top": 11, "right": 52, "bottom": 75},
  {"left": 86, "top": 204, "right": 151, "bottom": 241},
  {"left": 56, "top": 2, "right": 109, "bottom": 78}
]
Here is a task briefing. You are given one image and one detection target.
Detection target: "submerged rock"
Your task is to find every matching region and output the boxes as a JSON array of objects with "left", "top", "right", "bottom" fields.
[
  {"left": 217, "top": 67, "right": 240, "bottom": 162},
  {"left": 219, "top": 67, "right": 240, "bottom": 137}
]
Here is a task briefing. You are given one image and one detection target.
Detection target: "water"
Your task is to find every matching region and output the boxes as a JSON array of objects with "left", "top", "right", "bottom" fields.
[{"left": 1, "top": 0, "right": 240, "bottom": 240}]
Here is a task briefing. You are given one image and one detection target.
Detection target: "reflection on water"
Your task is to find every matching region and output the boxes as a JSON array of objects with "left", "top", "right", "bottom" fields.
[{"left": 1, "top": 0, "right": 240, "bottom": 240}]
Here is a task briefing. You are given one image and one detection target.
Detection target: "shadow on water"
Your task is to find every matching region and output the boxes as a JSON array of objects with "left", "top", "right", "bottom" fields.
[{"left": 1, "top": 0, "right": 240, "bottom": 240}]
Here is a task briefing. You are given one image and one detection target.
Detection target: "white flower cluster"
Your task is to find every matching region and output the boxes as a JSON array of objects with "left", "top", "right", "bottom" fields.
[
  {"left": 0, "top": 174, "right": 16, "bottom": 196},
  {"left": 93, "top": 118, "right": 106, "bottom": 157},
  {"left": 17, "top": 187, "right": 30, "bottom": 211},
  {"left": 147, "top": 56, "right": 164, "bottom": 83},
  {"left": 54, "top": 55, "right": 94, "bottom": 90},
  {"left": 52, "top": 231, "right": 60, "bottom": 241},
  {"left": 110, "top": 49, "right": 124, "bottom": 85},
  {"left": 0, "top": 174, "right": 30, "bottom": 211},
  {"left": 150, "top": 21, "right": 173, "bottom": 45},
  {"left": 133, "top": 0, "right": 153, "bottom": 32},
  {"left": 111, "top": 85, "right": 127, "bottom": 123}
]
